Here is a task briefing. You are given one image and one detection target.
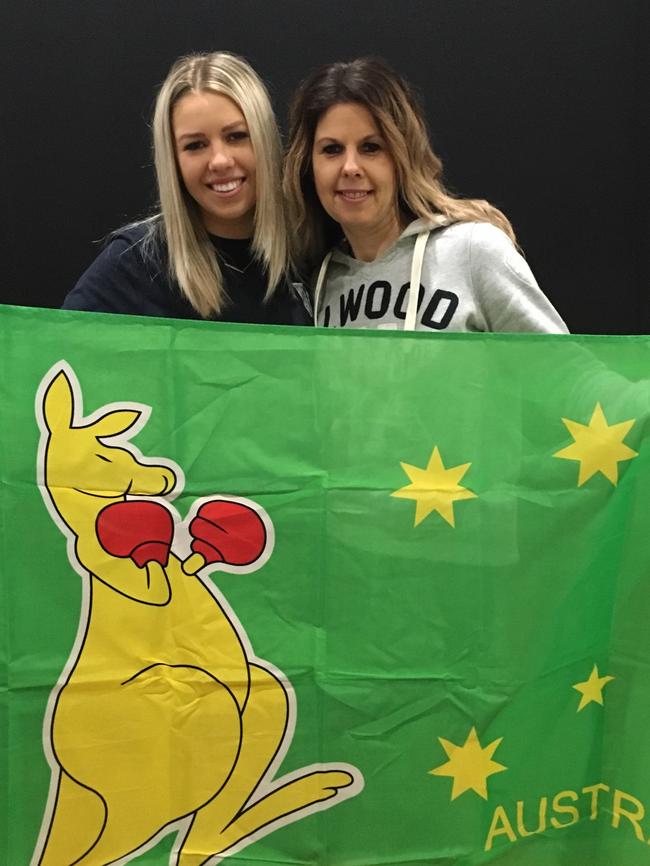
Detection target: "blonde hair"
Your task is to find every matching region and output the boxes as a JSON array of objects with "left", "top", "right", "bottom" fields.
[
  {"left": 150, "top": 52, "right": 289, "bottom": 317},
  {"left": 284, "top": 57, "right": 516, "bottom": 268}
]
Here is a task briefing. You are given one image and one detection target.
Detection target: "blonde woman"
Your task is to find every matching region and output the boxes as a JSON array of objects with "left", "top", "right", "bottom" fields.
[
  {"left": 64, "top": 52, "right": 309, "bottom": 324},
  {"left": 284, "top": 58, "right": 566, "bottom": 333}
]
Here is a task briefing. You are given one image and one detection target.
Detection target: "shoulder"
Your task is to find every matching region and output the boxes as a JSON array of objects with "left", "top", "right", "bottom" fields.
[
  {"left": 77, "top": 222, "right": 160, "bottom": 276},
  {"left": 62, "top": 221, "right": 173, "bottom": 315},
  {"left": 436, "top": 222, "right": 532, "bottom": 283},
  {"left": 99, "top": 222, "right": 163, "bottom": 266},
  {"left": 454, "top": 223, "right": 568, "bottom": 333},
  {"left": 465, "top": 222, "right": 517, "bottom": 259},
  {"left": 435, "top": 221, "right": 513, "bottom": 253},
  {"left": 416, "top": 222, "right": 516, "bottom": 275}
]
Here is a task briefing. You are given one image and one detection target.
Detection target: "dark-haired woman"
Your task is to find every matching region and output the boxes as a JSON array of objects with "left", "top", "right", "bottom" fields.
[{"left": 284, "top": 58, "right": 566, "bottom": 333}]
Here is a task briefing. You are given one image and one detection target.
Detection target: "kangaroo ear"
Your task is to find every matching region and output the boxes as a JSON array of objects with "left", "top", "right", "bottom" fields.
[
  {"left": 92, "top": 409, "right": 142, "bottom": 439},
  {"left": 42, "top": 370, "right": 75, "bottom": 433}
]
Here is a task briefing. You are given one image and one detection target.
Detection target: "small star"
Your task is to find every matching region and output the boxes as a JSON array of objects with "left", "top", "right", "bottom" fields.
[
  {"left": 554, "top": 403, "right": 637, "bottom": 486},
  {"left": 429, "top": 726, "right": 507, "bottom": 801},
  {"left": 573, "top": 664, "right": 615, "bottom": 712},
  {"left": 391, "top": 446, "right": 477, "bottom": 527}
]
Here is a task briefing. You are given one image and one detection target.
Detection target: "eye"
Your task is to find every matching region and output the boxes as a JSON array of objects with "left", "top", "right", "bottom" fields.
[
  {"left": 227, "top": 130, "right": 249, "bottom": 143},
  {"left": 321, "top": 143, "right": 343, "bottom": 156},
  {"left": 182, "top": 140, "right": 206, "bottom": 152},
  {"left": 361, "top": 141, "right": 382, "bottom": 154}
]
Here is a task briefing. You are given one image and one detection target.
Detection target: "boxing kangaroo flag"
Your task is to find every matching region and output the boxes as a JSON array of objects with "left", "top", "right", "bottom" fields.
[{"left": 1, "top": 303, "right": 650, "bottom": 866}]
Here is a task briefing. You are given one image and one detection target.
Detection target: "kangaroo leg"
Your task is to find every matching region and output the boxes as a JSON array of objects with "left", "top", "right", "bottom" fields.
[
  {"left": 176, "top": 663, "right": 288, "bottom": 866},
  {"left": 70, "top": 797, "right": 163, "bottom": 866},
  {"left": 53, "top": 667, "right": 242, "bottom": 866},
  {"left": 176, "top": 664, "right": 355, "bottom": 866},
  {"left": 36, "top": 771, "right": 105, "bottom": 866},
  {"left": 179, "top": 772, "right": 355, "bottom": 866}
]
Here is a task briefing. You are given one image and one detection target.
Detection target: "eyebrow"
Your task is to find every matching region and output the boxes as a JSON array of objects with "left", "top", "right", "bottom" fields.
[
  {"left": 222, "top": 120, "right": 248, "bottom": 133},
  {"left": 314, "top": 133, "right": 382, "bottom": 146}
]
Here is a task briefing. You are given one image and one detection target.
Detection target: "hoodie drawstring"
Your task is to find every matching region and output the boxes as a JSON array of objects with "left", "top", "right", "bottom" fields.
[
  {"left": 405, "top": 230, "right": 430, "bottom": 331},
  {"left": 313, "top": 230, "right": 431, "bottom": 331},
  {"left": 313, "top": 250, "right": 333, "bottom": 327}
]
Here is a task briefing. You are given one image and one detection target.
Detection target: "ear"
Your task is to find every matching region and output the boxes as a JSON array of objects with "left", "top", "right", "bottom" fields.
[
  {"left": 42, "top": 370, "right": 75, "bottom": 433},
  {"left": 91, "top": 409, "right": 142, "bottom": 439}
]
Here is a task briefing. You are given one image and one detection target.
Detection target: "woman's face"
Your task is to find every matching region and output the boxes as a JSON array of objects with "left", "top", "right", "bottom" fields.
[
  {"left": 311, "top": 102, "right": 400, "bottom": 251},
  {"left": 173, "top": 90, "right": 256, "bottom": 238}
]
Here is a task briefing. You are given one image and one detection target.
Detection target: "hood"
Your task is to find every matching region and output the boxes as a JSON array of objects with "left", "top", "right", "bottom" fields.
[{"left": 329, "top": 215, "right": 452, "bottom": 265}]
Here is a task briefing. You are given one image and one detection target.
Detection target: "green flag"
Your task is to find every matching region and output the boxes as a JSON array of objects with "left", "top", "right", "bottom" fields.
[{"left": 2, "top": 304, "right": 649, "bottom": 865}]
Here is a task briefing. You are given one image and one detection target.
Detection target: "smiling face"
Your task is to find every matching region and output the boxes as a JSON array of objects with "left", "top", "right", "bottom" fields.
[
  {"left": 311, "top": 102, "right": 402, "bottom": 260},
  {"left": 172, "top": 90, "right": 256, "bottom": 238}
]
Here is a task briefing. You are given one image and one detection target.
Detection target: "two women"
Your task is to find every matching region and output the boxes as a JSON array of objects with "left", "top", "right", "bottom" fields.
[
  {"left": 63, "top": 53, "right": 308, "bottom": 325},
  {"left": 65, "top": 52, "right": 566, "bottom": 335}
]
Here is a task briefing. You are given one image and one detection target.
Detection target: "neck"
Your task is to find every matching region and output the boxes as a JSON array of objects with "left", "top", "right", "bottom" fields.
[
  {"left": 202, "top": 212, "right": 254, "bottom": 240},
  {"left": 210, "top": 225, "right": 252, "bottom": 240},
  {"left": 344, "top": 215, "right": 404, "bottom": 262}
]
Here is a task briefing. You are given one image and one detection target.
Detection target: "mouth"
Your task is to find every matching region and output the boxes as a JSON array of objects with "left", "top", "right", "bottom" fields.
[
  {"left": 207, "top": 178, "right": 245, "bottom": 196},
  {"left": 72, "top": 487, "right": 126, "bottom": 500},
  {"left": 336, "top": 190, "right": 371, "bottom": 202}
]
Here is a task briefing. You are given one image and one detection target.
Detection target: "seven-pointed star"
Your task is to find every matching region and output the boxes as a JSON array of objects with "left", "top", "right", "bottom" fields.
[
  {"left": 573, "top": 664, "right": 615, "bottom": 712},
  {"left": 554, "top": 402, "right": 637, "bottom": 486},
  {"left": 391, "top": 446, "right": 477, "bottom": 527},
  {"left": 430, "top": 727, "right": 507, "bottom": 801}
]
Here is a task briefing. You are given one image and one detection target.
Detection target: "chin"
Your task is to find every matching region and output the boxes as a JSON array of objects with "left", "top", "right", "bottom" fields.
[{"left": 341, "top": 217, "right": 373, "bottom": 229}]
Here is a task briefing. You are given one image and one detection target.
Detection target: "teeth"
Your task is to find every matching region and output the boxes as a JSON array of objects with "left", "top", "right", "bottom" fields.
[
  {"left": 211, "top": 180, "right": 242, "bottom": 193},
  {"left": 340, "top": 191, "right": 368, "bottom": 199}
]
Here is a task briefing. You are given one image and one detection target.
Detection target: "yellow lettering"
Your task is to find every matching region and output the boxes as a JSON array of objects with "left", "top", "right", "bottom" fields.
[
  {"left": 516, "top": 797, "right": 547, "bottom": 837},
  {"left": 582, "top": 783, "right": 610, "bottom": 820},
  {"left": 551, "top": 790, "right": 580, "bottom": 828},
  {"left": 612, "top": 789, "right": 645, "bottom": 842},
  {"left": 485, "top": 805, "right": 517, "bottom": 852}
]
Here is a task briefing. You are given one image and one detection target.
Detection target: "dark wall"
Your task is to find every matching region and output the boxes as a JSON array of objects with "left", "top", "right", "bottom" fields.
[{"left": 3, "top": 0, "right": 647, "bottom": 333}]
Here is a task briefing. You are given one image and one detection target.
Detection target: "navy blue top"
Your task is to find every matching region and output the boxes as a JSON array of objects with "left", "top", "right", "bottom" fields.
[{"left": 63, "top": 223, "right": 310, "bottom": 326}]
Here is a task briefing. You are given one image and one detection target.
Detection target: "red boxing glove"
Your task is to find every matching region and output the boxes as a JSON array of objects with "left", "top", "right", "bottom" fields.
[
  {"left": 96, "top": 500, "right": 174, "bottom": 568},
  {"left": 189, "top": 500, "right": 266, "bottom": 567}
]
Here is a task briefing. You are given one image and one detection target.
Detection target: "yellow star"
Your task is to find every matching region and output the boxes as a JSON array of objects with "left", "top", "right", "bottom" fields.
[
  {"left": 429, "top": 727, "right": 507, "bottom": 801},
  {"left": 391, "top": 446, "right": 477, "bottom": 527},
  {"left": 573, "top": 664, "right": 615, "bottom": 712},
  {"left": 554, "top": 402, "right": 637, "bottom": 486}
]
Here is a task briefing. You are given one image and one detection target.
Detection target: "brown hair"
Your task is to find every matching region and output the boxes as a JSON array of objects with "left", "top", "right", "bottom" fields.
[{"left": 284, "top": 57, "right": 515, "bottom": 268}]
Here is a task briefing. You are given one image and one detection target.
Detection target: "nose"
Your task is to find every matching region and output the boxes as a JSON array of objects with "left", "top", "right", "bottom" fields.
[
  {"left": 208, "top": 145, "right": 235, "bottom": 172},
  {"left": 342, "top": 148, "right": 362, "bottom": 177}
]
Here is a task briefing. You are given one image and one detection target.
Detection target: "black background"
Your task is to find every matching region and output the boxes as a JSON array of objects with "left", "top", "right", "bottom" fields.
[{"left": 3, "top": 0, "right": 648, "bottom": 333}]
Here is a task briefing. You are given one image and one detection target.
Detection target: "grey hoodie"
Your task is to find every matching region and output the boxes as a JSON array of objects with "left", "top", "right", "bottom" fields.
[{"left": 314, "top": 219, "right": 568, "bottom": 333}]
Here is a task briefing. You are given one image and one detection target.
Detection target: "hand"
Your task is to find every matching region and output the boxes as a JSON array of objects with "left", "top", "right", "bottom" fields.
[
  {"left": 96, "top": 500, "right": 174, "bottom": 568},
  {"left": 183, "top": 499, "right": 267, "bottom": 574}
]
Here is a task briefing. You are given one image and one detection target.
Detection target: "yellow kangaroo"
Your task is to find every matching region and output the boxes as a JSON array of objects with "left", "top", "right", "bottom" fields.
[{"left": 32, "top": 362, "right": 361, "bottom": 866}]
